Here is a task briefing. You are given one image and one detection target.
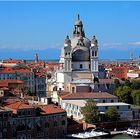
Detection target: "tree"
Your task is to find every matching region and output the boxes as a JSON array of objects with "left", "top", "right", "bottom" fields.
[
  {"left": 81, "top": 99, "right": 99, "bottom": 124},
  {"left": 124, "top": 79, "right": 131, "bottom": 87},
  {"left": 105, "top": 107, "right": 120, "bottom": 122},
  {"left": 131, "top": 90, "right": 140, "bottom": 106},
  {"left": 131, "top": 80, "right": 140, "bottom": 90},
  {"left": 114, "top": 79, "right": 121, "bottom": 89},
  {"left": 114, "top": 86, "right": 133, "bottom": 104}
]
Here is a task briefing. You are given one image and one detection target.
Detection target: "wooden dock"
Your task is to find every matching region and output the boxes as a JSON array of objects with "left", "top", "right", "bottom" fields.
[{"left": 111, "top": 130, "right": 124, "bottom": 136}]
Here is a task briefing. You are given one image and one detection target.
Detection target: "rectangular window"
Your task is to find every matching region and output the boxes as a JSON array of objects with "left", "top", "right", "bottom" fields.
[
  {"left": 103, "top": 100, "right": 105, "bottom": 103},
  {"left": 89, "top": 64, "right": 90, "bottom": 69},
  {"left": 80, "top": 64, "right": 83, "bottom": 69},
  {"left": 111, "top": 100, "right": 114, "bottom": 103},
  {"left": 92, "top": 51, "right": 95, "bottom": 56},
  {"left": 18, "top": 112, "right": 21, "bottom": 116},
  {"left": 106, "top": 84, "right": 110, "bottom": 89},
  {"left": 117, "top": 106, "right": 119, "bottom": 110}
]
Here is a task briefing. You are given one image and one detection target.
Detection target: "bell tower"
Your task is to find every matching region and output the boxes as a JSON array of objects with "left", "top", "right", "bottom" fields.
[
  {"left": 64, "top": 35, "right": 72, "bottom": 72},
  {"left": 35, "top": 53, "right": 39, "bottom": 63},
  {"left": 90, "top": 35, "right": 99, "bottom": 78}
]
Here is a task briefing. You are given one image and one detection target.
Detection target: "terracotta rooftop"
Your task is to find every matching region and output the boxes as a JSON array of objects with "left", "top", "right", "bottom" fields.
[
  {"left": 0, "top": 68, "right": 31, "bottom": 73},
  {"left": 3, "top": 97, "right": 21, "bottom": 105},
  {"left": 39, "top": 104, "right": 66, "bottom": 115},
  {"left": 0, "top": 83, "right": 8, "bottom": 87},
  {"left": 0, "top": 80, "right": 23, "bottom": 84},
  {"left": 5, "top": 101, "right": 34, "bottom": 110},
  {"left": 3, "top": 59, "right": 23, "bottom": 64},
  {"left": 99, "top": 79, "right": 114, "bottom": 84},
  {"left": 0, "top": 87, "right": 9, "bottom": 91},
  {"left": 59, "top": 92, "right": 118, "bottom": 100}
]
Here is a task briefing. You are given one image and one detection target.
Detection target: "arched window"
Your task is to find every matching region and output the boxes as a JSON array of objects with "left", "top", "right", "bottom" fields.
[
  {"left": 95, "top": 51, "right": 97, "bottom": 57},
  {"left": 72, "top": 87, "right": 75, "bottom": 93},
  {"left": 92, "top": 51, "right": 95, "bottom": 56}
]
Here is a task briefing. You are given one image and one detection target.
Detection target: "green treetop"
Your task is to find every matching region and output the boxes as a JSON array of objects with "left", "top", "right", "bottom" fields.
[
  {"left": 81, "top": 98, "right": 99, "bottom": 124},
  {"left": 105, "top": 107, "right": 120, "bottom": 122}
]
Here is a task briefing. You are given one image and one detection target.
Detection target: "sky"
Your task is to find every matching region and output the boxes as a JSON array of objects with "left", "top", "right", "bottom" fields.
[{"left": 0, "top": 1, "right": 140, "bottom": 60}]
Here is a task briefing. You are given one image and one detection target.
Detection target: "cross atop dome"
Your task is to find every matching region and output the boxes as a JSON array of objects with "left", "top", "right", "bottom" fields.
[{"left": 78, "top": 14, "right": 80, "bottom": 20}]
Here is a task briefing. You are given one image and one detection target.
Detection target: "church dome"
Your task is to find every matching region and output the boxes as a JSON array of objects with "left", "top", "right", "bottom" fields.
[
  {"left": 72, "top": 36, "right": 90, "bottom": 61},
  {"left": 72, "top": 45, "right": 90, "bottom": 61},
  {"left": 71, "top": 36, "right": 91, "bottom": 48}
]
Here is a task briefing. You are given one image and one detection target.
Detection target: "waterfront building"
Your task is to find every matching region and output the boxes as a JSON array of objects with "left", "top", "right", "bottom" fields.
[
  {"left": 0, "top": 101, "right": 67, "bottom": 139},
  {"left": 58, "top": 92, "right": 133, "bottom": 121}
]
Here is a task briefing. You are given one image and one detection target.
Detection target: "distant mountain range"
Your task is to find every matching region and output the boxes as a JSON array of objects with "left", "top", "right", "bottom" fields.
[{"left": 0, "top": 47, "right": 139, "bottom": 61}]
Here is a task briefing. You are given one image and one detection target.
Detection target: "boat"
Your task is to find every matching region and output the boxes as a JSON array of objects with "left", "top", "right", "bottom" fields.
[
  {"left": 126, "top": 128, "right": 140, "bottom": 138},
  {"left": 66, "top": 128, "right": 110, "bottom": 139}
]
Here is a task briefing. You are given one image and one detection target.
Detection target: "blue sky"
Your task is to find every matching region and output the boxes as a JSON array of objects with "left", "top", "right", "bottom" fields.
[{"left": 0, "top": 1, "right": 140, "bottom": 60}]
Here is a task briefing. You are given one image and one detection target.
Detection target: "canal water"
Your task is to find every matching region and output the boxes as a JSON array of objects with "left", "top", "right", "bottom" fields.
[{"left": 111, "top": 134, "right": 140, "bottom": 139}]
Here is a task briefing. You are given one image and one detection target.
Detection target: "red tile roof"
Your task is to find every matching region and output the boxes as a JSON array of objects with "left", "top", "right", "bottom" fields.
[
  {"left": 4, "top": 97, "right": 21, "bottom": 105},
  {"left": 0, "top": 83, "right": 8, "bottom": 87},
  {"left": 5, "top": 101, "right": 34, "bottom": 110},
  {"left": 59, "top": 92, "right": 118, "bottom": 100},
  {"left": 39, "top": 104, "right": 66, "bottom": 115},
  {"left": 3, "top": 59, "right": 23, "bottom": 64},
  {"left": 0, "top": 80, "right": 23, "bottom": 84},
  {"left": 0, "top": 68, "right": 31, "bottom": 73},
  {"left": 0, "top": 87, "right": 9, "bottom": 91}
]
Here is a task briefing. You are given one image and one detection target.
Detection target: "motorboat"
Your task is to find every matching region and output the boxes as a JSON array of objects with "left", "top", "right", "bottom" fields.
[{"left": 126, "top": 128, "right": 140, "bottom": 137}]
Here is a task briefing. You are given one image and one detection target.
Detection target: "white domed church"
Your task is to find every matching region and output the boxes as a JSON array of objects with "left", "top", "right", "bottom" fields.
[
  {"left": 51, "top": 15, "right": 133, "bottom": 122},
  {"left": 57, "top": 15, "right": 99, "bottom": 93}
]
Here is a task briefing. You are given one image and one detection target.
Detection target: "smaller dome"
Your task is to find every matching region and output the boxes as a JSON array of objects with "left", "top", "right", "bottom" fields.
[
  {"left": 64, "top": 35, "right": 71, "bottom": 47},
  {"left": 91, "top": 35, "right": 98, "bottom": 46}
]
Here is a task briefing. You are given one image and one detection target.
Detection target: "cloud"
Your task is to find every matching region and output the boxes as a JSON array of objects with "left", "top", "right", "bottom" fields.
[
  {"left": 0, "top": 42, "right": 62, "bottom": 51},
  {"left": 131, "top": 41, "right": 140, "bottom": 46},
  {"left": 102, "top": 43, "right": 123, "bottom": 49},
  {"left": 102, "top": 41, "right": 140, "bottom": 50}
]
